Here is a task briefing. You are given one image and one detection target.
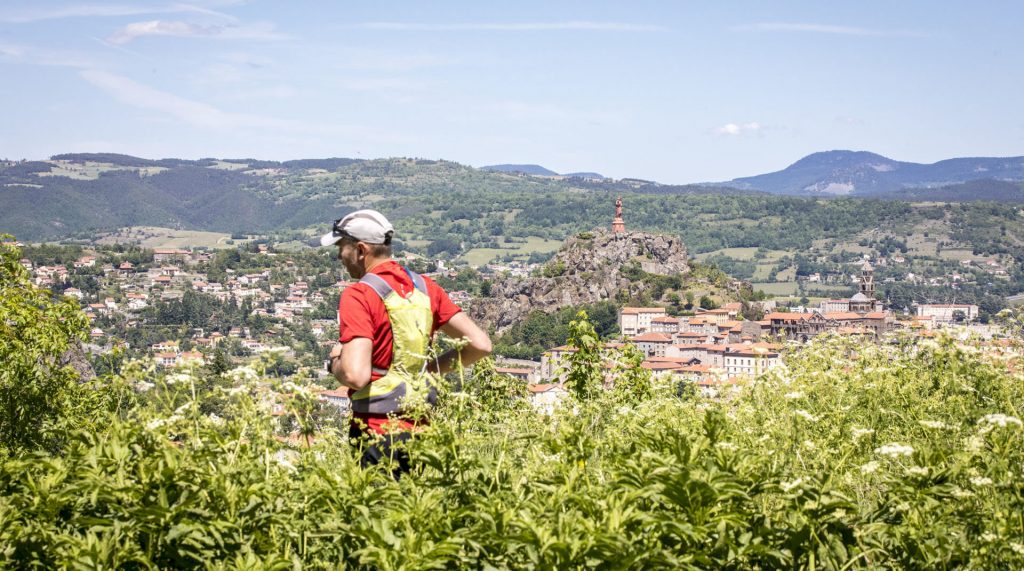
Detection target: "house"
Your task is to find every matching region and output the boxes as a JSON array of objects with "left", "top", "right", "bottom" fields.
[
  {"left": 723, "top": 347, "right": 782, "bottom": 378},
  {"left": 528, "top": 383, "right": 568, "bottom": 414},
  {"left": 63, "top": 287, "right": 84, "bottom": 300},
  {"left": 619, "top": 307, "right": 667, "bottom": 336},
  {"left": 631, "top": 332, "right": 673, "bottom": 357},
  {"left": 153, "top": 248, "right": 190, "bottom": 263},
  {"left": 650, "top": 315, "right": 680, "bottom": 334},
  {"left": 495, "top": 367, "right": 535, "bottom": 382}
]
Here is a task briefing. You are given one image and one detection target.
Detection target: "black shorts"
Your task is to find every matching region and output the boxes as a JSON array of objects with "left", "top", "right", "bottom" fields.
[{"left": 349, "top": 424, "right": 412, "bottom": 479}]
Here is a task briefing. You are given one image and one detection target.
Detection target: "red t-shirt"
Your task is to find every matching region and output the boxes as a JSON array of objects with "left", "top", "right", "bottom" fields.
[{"left": 338, "top": 260, "right": 461, "bottom": 434}]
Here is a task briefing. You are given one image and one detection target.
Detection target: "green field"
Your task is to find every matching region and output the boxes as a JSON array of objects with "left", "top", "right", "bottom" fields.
[
  {"left": 752, "top": 282, "right": 798, "bottom": 296},
  {"left": 38, "top": 161, "right": 166, "bottom": 180},
  {"left": 462, "top": 236, "right": 562, "bottom": 267},
  {"left": 694, "top": 247, "right": 788, "bottom": 262},
  {"left": 939, "top": 248, "right": 977, "bottom": 261},
  {"left": 95, "top": 227, "right": 251, "bottom": 249}
]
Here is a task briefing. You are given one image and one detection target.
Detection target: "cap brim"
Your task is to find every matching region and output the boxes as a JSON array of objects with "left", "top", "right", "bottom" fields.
[{"left": 320, "top": 232, "right": 342, "bottom": 247}]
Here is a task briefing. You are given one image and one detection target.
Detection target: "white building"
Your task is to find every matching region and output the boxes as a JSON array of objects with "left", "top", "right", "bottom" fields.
[
  {"left": 619, "top": 307, "right": 667, "bottom": 336},
  {"left": 915, "top": 303, "right": 979, "bottom": 324}
]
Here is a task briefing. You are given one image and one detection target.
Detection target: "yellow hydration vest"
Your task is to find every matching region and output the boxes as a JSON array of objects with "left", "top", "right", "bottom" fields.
[{"left": 349, "top": 268, "right": 438, "bottom": 416}]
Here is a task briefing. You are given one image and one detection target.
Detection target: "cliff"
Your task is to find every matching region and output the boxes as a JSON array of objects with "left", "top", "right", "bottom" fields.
[{"left": 471, "top": 229, "right": 689, "bottom": 332}]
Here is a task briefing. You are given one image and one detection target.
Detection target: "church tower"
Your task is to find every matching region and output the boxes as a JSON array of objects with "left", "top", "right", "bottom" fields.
[{"left": 860, "top": 261, "right": 875, "bottom": 298}]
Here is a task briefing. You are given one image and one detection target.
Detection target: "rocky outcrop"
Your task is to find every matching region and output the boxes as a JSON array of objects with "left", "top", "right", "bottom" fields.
[{"left": 472, "top": 229, "right": 689, "bottom": 332}]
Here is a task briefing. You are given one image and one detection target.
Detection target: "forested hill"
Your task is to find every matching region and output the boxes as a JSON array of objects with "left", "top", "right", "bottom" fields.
[
  {"left": 719, "top": 150, "right": 1024, "bottom": 197},
  {"left": 0, "top": 155, "right": 739, "bottom": 241}
]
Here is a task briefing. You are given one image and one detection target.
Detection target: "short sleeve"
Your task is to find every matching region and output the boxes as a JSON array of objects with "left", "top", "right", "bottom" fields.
[
  {"left": 425, "top": 277, "right": 462, "bottom": 330},
  {"left": 338, "top": 285, "right": 375, "bottom": 342}
]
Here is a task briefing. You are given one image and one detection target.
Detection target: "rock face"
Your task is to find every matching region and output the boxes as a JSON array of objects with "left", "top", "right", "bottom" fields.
[{"left": 472, "top": 229, "right": 689, "bottom": 332}]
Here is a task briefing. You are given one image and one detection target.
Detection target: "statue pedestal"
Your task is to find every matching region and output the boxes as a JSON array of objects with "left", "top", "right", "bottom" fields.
[{"left": 612, "top": 217, "right": 625, "bottom": 233}]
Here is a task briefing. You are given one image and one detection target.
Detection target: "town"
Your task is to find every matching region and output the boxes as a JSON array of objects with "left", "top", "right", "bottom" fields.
[{"left": 12, "top": 201, "right": 1008, "bottom": 425}]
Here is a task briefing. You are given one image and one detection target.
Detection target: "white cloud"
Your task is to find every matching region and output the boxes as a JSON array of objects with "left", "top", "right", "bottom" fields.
[
  {"left": 357, "top": 21, "right": 664, "bottom": 32},
  {"left": 107, "top": 20, "right": 286, "bottom": 44},
  {"left": 0, "top": 42, "right": 97, "bottom": 68},
  {"left": 79, "top": 69, "right": 317, "bottom": 132},
  {"left": 332, "top": 48, "right": 454, "bottom": 72},
  {"left": 737, "top": 22, "right": 926, "bottom": 38},
  {"left": 1, "top": 2, "right": 238, "bottom": 24},
  {"left": 714, "top": 122, "right": 761, "bottom": 136}
]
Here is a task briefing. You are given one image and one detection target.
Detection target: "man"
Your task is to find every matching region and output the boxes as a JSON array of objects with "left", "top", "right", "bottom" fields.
[{"left": 321, "top": 209, "right": 491, "bottom": 474}]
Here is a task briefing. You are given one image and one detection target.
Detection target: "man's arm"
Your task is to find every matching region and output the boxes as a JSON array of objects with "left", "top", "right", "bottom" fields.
[
  {"left": 330, "top": 337, "right": 372, "bottom": 390},
  {"left": 429, "top": 312, "right": 492, "bottom": 374}
]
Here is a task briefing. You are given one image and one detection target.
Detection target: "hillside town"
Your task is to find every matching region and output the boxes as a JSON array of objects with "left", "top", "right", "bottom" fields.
[{"left": 12, "top": 199, "right": 1008, "bottom": 424}]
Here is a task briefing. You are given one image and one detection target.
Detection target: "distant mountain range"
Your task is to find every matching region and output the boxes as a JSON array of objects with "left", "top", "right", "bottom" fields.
[
  {"left": 717, "top": 150, "right": 1024, "bottom": 198},
  {"left": 481, "top": 164, "right": 606, "bottom": 179},
  {"left": 3, "top": 150, "right": 1024, "bottom": 242}
]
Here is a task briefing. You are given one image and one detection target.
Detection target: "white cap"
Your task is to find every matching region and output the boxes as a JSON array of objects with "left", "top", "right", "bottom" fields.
[{"left": 320, "top": 209, "right": 394, "bottom": 247}]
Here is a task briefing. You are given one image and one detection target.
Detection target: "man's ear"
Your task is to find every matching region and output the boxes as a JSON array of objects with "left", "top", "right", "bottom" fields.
[{"left": 357, "top": 241, "right": 372, "bottom": 258}]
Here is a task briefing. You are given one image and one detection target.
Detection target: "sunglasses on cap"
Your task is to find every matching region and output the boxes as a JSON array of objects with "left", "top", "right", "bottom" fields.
[{"left": 330, "top": 218, "right": 393, "bottom": 245}]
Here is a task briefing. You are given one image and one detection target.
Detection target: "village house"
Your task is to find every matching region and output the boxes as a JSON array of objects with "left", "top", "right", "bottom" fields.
[
  {"left": 650, "top": 315, "right": 680, "bottom": 334},
  {"left": 153, "top": 248, "right": 190, "bottom": 263},
  {"left": 494, "top": 367, "right": 535, "bottom": 382},
  {"left": 631, "top": 332, "right": 673, "bottom": 357},
  {"left": 527, "top": 383, "right": 568, "bottom": 414},
  {"left": 619, "top": 307, "right": 667, "bottom": 336}
]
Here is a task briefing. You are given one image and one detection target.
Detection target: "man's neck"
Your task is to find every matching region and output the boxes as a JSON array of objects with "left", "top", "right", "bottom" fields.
[{"left": 363, "top": 256, "right": 392, "bottom": 275}]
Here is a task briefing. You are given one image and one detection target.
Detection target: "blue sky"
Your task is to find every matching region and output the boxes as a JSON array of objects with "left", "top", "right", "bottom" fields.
[{"left": 2, "top": 1, "right": 1022, "bottom": 183}]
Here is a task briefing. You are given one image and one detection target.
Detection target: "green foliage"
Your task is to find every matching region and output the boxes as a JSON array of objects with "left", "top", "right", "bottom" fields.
[
  {"left": 563, "top": 311, "right": 604, "bottom": 400},
  {"left": 0, "top": 238, "right": 110, "bottom": 457},
  {"left": 1, "top": 325, "right": 1024, "bottom": 567},
  {"left": 493, "top": 302, "right": 619, "bottom": 360},
  {"left": 1, "top": 333, "right": 1022, "bottom": 567}
]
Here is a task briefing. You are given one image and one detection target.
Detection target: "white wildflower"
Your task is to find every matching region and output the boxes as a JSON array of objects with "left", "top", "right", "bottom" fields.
[
  {"left": 1010, "top": 543, "right": 1024, "bottom": 555},
  {"left": 165, "top": 373, "right": 193, "bottom": 385},
  {"left": 174, "top": 403, "right": 191, "bottom": 415},
  {"left": 851, "top": 427, "right": 875, "bottom": 440},
  {"left": 784, "top": 391, "right": 804, "bottom": 399},
  {"left": 970, "top": 476, "right": 993, "bottom": 487},
  {"left": 979, "top": 414, "right": 1022, "bottom": 428},
  {"left": 273, "top": 450, "right": 297, "bottom": 472},
  {"left": 145, "top": 414, "right": 182, "bottom": 431},
  {"left": 919, "top": 420, "right": 949, "bottom": 430},
  {"left": 905, "top": 466, "right": 929, "bottom": 477},
  {"left": 803, "top": 440, "right": 816, "bottom": 450},
  {"left": 135, "top": 381, "right": 155, "bottom": 392},
  {"left": 965, "top": 435, "right": 986, "bottom": 453},
  {"left": 207, "top": 413, "right": 224, "bottom": 426},
  {"left": 781, "top": 478, "right": 804, "bottom": 492},
  {"left": 795, "top": 409, "right": 819, "bottom": 422},
  {"left": 875, "top": 443, "right": 914, "bottom": 457},
  {"left": 952, "top": 487, "right": 974, "bottom": 499},
  {"left": 227, "top": 366, "right": 260, "bottom": 384},
  {"left": 715, "top": 442, "right": 737, "bottom": 451},
  {"left": 919, "top": 339, "right": 940, "bottom": 351},
  {"left": 860, "top": 461, "right": 881, "bottom": 474},
  {"left": 223, "top": 385, "right": 248, "bottom": 397},
  {"left": 981, "top": 532, "right": 997, "bottom": 543}
]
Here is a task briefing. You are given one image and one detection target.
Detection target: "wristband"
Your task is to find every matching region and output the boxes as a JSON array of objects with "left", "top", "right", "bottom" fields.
[{"left": 326, "top": 354, "right": 338, "bottom": 373}]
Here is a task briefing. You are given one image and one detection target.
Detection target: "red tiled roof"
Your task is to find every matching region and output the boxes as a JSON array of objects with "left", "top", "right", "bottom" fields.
[
  {"left": 632, "top": 332, "right": 672, "bottom": 342},
  {"left": 621, "top": 307, "right": 667, "bottom": 314}
]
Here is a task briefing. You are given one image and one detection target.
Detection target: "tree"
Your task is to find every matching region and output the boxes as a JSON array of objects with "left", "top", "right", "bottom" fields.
[
  {"left": 563, "top": 311, "right": 604, "bottom": 401},
  {"left": 0, "top": 238, "right": 105, "bottom": 457}
]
